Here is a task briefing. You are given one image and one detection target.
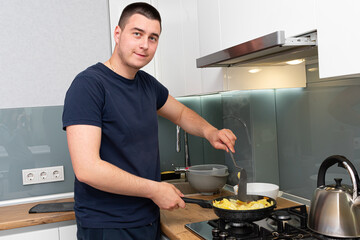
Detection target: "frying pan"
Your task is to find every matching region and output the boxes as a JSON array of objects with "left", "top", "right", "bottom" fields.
[{"left": 182, "top": 195, "right": 276, "bottom": 222}]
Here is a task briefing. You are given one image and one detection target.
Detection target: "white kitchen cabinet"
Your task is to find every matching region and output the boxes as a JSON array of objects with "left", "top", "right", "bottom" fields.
[
  {"left": 215, "top": 0, "right": 317, "bottom": 50},
  {"left": 315, "top": 0, "right": 360, "bottom": 79},
  {"left": 196, "top": 0, "right": 317, "bottom": 91},
  {"left": 155, "top": 0, "right": 203, "bottom": 96},
  {"left": 0, "top": 221, "right": 76, "bottom": 240},
  {"left": 108, "top": 0, "right": 156, "bottom": 77},
  {"left": 109, "top": 0, "right": 204, "bottom": 97},
  {"left": 0, "top": 226, "right": 59, "bottom": 240},
  {"left": 59, "top": 224, "right": 77, "bottom": 240},
  {"left": 197, "top": 0, "right": 225, "bottom": 93}
]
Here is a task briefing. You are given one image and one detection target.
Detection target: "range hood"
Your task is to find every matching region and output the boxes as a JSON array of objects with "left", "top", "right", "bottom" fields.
[{"left": 196, "top": 30, "right": 317, "bottom": 68}]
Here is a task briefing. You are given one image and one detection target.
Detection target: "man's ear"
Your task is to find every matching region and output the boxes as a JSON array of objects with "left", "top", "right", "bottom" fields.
[{"left": 114, "top": 25, "right": 122, "bottom": 44}]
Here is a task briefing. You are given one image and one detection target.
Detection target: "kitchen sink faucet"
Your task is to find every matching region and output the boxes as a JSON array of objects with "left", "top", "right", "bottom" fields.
[{"left": 176, "top": 125, "right": 190, "bottom": 169}]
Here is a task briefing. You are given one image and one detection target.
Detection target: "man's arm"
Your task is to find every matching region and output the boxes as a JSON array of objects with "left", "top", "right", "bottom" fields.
[
  {"left": 158, "top": 95, "right": 237, "bottom": 152},
  {"left": 66, "top": 124, "right": 185, "bottom": 210}
]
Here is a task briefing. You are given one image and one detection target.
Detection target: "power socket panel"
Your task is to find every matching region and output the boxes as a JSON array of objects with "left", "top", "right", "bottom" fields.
[{"left": 22, "top": 166, "right": 64, "bottom": 185}]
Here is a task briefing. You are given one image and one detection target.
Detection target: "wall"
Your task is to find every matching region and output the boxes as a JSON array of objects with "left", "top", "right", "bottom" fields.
[
  {"left": 0, "top": 0, "right": 111, "bottom": 202},
  {"left": 0, "top": 106, "right": 73, "bottom": 201},
  {"left": 160, "top": 61, "right": 360, "bottom": 203},
  {"left": 158, "top": 89, "right": 279, "bottom": 187},
  {"left": 0, "top": 0, "right": 111, "bottom": 109},
  {"left": 158, "top": 94, "right": 224, "bottom": 172},
  {"left": 276, "top": 64, "right": 360, "bottom": 200}
]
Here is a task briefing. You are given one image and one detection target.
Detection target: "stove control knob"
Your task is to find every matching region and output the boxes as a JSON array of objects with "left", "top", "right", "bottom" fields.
[
  {"left": 219, "top": 231, "right": 228, "bottom": 240},
  {"left": 212, "top": 228, "right": 220, "bottom": 237}
]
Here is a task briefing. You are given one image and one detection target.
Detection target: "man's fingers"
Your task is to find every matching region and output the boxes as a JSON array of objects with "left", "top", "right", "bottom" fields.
[{"left": 218, "top": 129, "right": 236, "bottom": 152}]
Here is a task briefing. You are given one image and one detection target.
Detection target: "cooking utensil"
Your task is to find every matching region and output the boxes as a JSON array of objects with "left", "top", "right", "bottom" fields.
[
  {"left": 234, "top": 182, "right": 280, "bottom": 200},
  {"left": 237, "top": 168, "right": 251, "bottom": 202},
  {"left": 227, "top": 148, "right": 251, "bottom": 202},
  {"left": 182, "top": 195, "right": 276, "bottom": 222},
  {"left": 186, "top": 164, "right": 229, "bottom": 195},
  {"left": 308, "top": 155, "right": 360, "bottom": 238}
]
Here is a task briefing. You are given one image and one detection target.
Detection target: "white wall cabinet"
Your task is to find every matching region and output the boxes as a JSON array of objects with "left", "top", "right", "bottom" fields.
[
  {"left": 109, "top": 0, "right": 360, "bottom": 94},
  {"left": 109, "top": 0, "right": 204, "bottom": 97},
  {"left": 108, "top": 0, "right": 156, "bottom": 77},
  {"left": 216, "top": 0, "right": 317, "bottom": 51},
  {"left": 196, "top": 0, "right": 317, "bottom": 91},
  {"left": 156, "top": 0, "right": 203, "bottom": 96},
  {"left": 197, "top": 0, "right": 360, "bottom": 86},
  {"left": 315, "top": 0, "right": 360, "bottom": 79}
]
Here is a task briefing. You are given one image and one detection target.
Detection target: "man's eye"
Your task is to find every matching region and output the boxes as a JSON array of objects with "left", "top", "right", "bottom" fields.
[
  {"left": 133, "top": 32, "right": 141, "bottom": 37},
  {"left": 150, "top": 37, "right": 158, "bottom": 42}
]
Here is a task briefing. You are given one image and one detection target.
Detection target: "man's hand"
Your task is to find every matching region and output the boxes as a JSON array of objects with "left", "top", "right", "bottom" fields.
[
  {"left": 149, "top": 182, "right": 186, "bottom": 210},
  {"left": 205, "top": 128, "right": 237, "bottom": 153}
]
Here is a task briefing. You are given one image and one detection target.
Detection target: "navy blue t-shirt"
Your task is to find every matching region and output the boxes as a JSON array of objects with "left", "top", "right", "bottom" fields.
[{"left": 62, "top": 63, "right": 169, "bottom": 228}]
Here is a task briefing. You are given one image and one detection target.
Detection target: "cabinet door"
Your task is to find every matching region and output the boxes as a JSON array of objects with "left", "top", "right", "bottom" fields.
[
  {"left": 155, "top": 0, "right": 202, "bottom": 96},
  {"left": 108, "top": 0, "right": 155, "bottom": 77},
  {"left": 0, "top": 227, "right": 59, "bottom": 240},
  {"left": 218, "top": 0, "right": 317, "bottom": 49},
  {"left": 316, "top": 0, "right": 360, "bottom": 79},
  {"left": 197, "top": 0, "right": 224, "bottom": 93},
  {"left": 59, "top": 224, "right": 77, "bottom": 240},
  {"left": 197, "top": 0, "right": 317, "bottom": 92},
  {"left": 109, "top": 0, "right": 203, "bottom": 96}
]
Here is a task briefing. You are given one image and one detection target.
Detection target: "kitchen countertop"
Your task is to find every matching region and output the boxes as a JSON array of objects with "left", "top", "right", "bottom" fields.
[
  {"left": 0, "top": 192, "right": 300, "bottom": 240},
  {"left": 160, "top": 190, "right": 301, "bottom": 240},
  {"left": 0, "top": 198, "right": 75, "bottom": 231}
]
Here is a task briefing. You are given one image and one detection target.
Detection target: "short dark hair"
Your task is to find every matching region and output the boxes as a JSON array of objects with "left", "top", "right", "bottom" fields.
[{"left": 118, "top": 2, "right": 162, "bottom": 31}]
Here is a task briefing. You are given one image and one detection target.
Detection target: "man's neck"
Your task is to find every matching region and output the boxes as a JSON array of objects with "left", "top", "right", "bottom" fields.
[{"left": 106, "top": 58, "right": 138, "bottom": 80}]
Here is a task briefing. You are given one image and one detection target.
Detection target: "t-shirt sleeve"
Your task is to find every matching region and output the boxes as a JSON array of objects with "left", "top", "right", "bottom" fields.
[
  {"left": 62, "top": 74, "right": 104, "bottom": 130},
  {"left": 151, "top": 76, "right": 169, "bottom": 110}
]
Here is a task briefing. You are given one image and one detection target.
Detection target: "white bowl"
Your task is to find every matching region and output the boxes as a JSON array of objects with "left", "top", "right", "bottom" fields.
[{"left": 233, "top": 182, "right": 281, "bottom": 200}]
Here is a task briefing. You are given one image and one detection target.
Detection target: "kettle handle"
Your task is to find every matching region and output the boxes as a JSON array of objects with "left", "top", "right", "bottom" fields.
[{"left": 317, "top": 155, "right": 360, "bottom": 199}]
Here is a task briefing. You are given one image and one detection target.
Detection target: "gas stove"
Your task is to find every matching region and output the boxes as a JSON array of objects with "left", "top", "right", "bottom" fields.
[{"left": 185, "top": 205, "right": 359, "bottom": 240}]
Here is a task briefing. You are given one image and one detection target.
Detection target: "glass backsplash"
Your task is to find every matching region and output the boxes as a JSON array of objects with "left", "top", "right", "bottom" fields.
[
  {"left": 1, "top": 64, "right": 360, "bottom": 202},
  {"left": 0, "top": 106, "right": 74, "bottom": 201},
  {"left": 276, "top": 64, "right": 360, "bottom": 199},
  {"left": 159, "top": 63, "right": 360, "bottom": 201},
  {"left": 158, "top": 94, "right": 225, "bottom": 172}
]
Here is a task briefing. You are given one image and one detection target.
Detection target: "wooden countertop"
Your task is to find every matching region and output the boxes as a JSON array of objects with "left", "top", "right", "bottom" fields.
[
  {"left": 0, "top": 198, "right": 75, "bottom": 231},
  {"left": 0, "top": 191, "right": 300, "bottom": 240},
  {"left": 160, "top": 190, "right": 301, "bottom": 240}
]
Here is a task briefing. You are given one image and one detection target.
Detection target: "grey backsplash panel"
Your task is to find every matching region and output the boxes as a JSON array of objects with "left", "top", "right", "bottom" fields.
[
  {"left": 221, "top": 90, "right": 279, "bottom": 186},
  {"left": 2, "top": 67, "right": 360, "bottom": 202},
  {"left": 276, "top": 77, "right": 360, "bottom": 199},
  {"left": 158, "top": 94, "right": 224, "bottom": 172},
  {"left": 221, "top": 91, "right": 254, "bottom": 185},
  {"left": 161, "top": 64, "right": 360, "bottom": 201},
  {"left": 0, "top": 106, "right": 73, "bottom": 201}
]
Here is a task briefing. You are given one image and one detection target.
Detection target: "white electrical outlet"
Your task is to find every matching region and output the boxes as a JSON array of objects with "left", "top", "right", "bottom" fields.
[{"left": 22, "top": 166, "right": 64, "bottom": 185}]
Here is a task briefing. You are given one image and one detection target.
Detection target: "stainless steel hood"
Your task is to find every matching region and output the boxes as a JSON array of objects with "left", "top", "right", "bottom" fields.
[{"left": 196, "top": 30, "right": 317, "bottom": 68}]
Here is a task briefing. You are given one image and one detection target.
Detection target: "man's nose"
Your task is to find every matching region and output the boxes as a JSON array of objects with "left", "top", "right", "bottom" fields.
[{"left": 140, "top": 38, "right": 149, "bottom": 50}]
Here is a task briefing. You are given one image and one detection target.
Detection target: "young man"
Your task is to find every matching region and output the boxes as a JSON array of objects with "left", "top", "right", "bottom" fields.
[{"left": 63, "top": 2, "right": 236, "bottom": 240}]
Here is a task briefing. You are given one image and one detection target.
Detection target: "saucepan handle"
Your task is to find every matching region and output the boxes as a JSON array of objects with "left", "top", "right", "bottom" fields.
[{"left": 182, "top": 197, "right": 213, "bottom": 208}]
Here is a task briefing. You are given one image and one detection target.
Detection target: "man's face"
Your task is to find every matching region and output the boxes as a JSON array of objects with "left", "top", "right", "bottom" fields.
[{"left": 115, "top": 14, "right": 161, "bottom": 72}]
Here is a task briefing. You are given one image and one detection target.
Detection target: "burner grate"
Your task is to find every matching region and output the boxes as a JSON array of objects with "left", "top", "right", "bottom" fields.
[{"left": 185, "top": 205, "right": 359, "bottom": 240}]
